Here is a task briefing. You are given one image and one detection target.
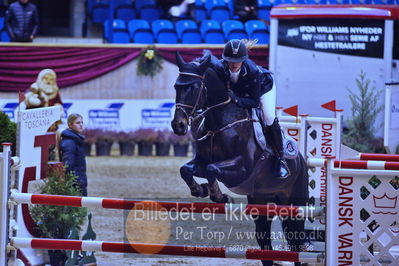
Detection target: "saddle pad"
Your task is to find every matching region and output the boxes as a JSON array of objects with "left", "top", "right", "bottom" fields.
[{"left": 251, "top": 109, "right": 298, "bottom": 159}]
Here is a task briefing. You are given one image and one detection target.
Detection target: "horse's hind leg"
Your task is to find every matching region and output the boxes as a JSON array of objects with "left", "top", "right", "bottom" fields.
[
  {"left": 282, "top": 218, "right": 307, "bottom": 266},
  {"left": 180, "top": 160, "right": 209, "bottom": 198},
  {"left": 247, "top": 195, "right": 274, "bottom": 266},
  {"left": 206, "top": 156, "right": 247, "bottom": 203},
  {"left": 282, "top": 154, "right": 310, "bottom": 265}
]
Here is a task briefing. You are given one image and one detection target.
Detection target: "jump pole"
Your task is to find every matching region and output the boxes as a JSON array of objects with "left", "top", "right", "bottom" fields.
[
  {"left": 10, "top": 192, "right": 324, "bottom": 219},
  {"left": 354, "top": 153, "right": 399, "bottom": 162},
  {"left": 307, "top": 158, "right": 399, "bottom": 170},
  {"left": 0, "top": 143, "right": 12, "bottom": 266},
  {"left": 11, "top": 237, "right": 325, "bottom": 263}
]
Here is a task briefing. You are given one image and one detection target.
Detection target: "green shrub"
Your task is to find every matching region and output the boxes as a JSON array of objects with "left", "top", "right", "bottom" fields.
[
  {"left": 0, "top": 111, "right": 16, "bottom": 155},
  {"left": 30, "top": 164, "right": 87, "bottom": 239},
  {"left": 343, "top": 71, "right": 383, "bottom": 153}
]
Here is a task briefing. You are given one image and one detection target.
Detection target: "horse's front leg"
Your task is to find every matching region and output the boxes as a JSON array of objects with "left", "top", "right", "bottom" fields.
[
  {"left": 205, "top": 156, "right": 247, "bottom": 203},
  {"left": 180, "top": 159, "right": 209, "bottom": 198}
]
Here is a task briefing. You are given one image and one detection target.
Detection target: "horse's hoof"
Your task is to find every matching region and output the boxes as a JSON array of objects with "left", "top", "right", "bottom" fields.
[
  {"left": 199, "top": 183, "right": 210, "bottom": 197},
  {"left": 189, "top": 184, "right": 208, "bottom": 198},
  {"left": 221, "top": 194, "right": 234, "bottom": 203},
  {"left": 210, "top": 193, "right": 231, "bottom": 203},
  {"left": 225, "top": 194, "right": 234, "bottom": 203}
]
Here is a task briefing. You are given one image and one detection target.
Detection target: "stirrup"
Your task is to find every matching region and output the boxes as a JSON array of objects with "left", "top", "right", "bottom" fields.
[{"left": 278, "top": 159, "right": 290, "bottom": 179}]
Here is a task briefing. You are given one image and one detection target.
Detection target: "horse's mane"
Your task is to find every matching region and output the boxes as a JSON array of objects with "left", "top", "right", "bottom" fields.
[{"left": 192, "top": 50, "right": 218, "bottom": 68}]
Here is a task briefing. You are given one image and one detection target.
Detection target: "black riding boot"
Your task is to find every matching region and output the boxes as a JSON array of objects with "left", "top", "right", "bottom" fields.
[{"left": 266, "top": 118, "right": 290, "bottom": 179}]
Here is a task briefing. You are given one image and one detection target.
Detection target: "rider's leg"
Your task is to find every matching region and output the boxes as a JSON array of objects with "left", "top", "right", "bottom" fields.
[{"left": 260, "top": 83, "right": 289, "bottom": 179}]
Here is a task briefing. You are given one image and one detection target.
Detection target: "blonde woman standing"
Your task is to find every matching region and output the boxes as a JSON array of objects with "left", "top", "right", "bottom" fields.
[{"left": 60, "top": 114, "right": 88, "bottom": 196}]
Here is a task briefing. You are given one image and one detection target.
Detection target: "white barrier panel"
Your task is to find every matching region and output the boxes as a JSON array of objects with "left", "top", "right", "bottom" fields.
[
  {"left": 16, "top": 106, "right": 62, "bottom": 265},
  {"left": 384, "top": 83, "right": 399, "bottom": 153},
  {"left": 277, "top": 109, "right": 342, "bottom": 222},
  {"left": 326, "top": 160, "right": 399, "bottom": 265}
]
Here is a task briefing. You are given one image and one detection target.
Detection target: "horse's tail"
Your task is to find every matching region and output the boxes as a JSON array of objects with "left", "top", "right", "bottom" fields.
[{"left": 290, "top": 153, "right": 310, "bottom": 206}]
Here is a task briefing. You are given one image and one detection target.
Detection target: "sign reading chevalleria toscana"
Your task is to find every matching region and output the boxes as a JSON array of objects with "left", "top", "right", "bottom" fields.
[{"left": 278, "top": 18, "right": 384, "bottom": 58}]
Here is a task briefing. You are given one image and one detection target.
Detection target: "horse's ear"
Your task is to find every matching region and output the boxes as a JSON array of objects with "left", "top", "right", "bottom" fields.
[
  {"left": 175, "top": 51, "right": 186, "bottom": 70},
  {"left": 198, "top": 54, "right": 211, "bottom": 74}
]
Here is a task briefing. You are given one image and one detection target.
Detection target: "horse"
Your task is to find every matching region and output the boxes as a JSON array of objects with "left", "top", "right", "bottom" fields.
[{"left": 171, "top": 52, "right": 310, "bottom": 266}]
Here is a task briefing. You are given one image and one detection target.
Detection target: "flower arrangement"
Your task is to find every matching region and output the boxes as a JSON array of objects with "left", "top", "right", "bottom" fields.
[
  {"left": 95, "top": 129, "right": 115, "bottom": 144},
  {"left": 115, "top": 130, "right": 136, "bottom": 144},
  {"left": 155, "top": 129, "right": 173, "bottom": 143},
  {"left": 82, "top": 128, "right": 97, "bottom": 145},
  {"left": 137, "top": 46, "right": 163, "bottom": 78},
  {"left": 169, "top": 132, "right": 192, "bottom": 145},
  {"left": 132, "top": 128, "right": 158, "bottom": 143}
]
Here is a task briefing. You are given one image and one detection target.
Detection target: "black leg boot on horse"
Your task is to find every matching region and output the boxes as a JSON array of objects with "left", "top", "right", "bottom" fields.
[{"left": 265, "top": 118, "right": 290, "bottom": 179}]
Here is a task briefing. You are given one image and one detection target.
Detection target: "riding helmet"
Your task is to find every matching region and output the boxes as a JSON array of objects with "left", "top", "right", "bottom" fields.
[{"left": 222, "top": 39, "right": 248, "bottom": 63}]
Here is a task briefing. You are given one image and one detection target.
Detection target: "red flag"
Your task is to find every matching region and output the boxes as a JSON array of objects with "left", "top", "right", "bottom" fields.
[
  {"left": 321, "top": 100, "right": 336, "bottom": 112},
  {"left": 18, "top": 91, "right": 25, "bottom": 104},
  {"left": 283, "top": 105, "right": 298, "bottom": 117}
]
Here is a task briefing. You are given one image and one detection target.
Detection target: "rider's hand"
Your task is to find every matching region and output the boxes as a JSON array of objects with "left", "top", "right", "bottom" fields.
[{"left": 228, "top": 90, "right": 239, "bottom": 104}]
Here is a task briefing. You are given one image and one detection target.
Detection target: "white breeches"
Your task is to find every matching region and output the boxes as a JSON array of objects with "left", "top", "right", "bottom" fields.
[{"left": 260, "top": 82, "right": 276, "bottom": 126}]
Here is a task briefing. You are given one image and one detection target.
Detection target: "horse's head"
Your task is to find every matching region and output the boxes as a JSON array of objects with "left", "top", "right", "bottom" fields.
[{"left": 171, "top": 51, "right": 211, "bottom": 135}]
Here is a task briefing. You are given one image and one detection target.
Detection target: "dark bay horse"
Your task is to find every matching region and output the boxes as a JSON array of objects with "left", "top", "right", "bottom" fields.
[{"left": 171, "top": 52, "right": 309, "bottom": 266}]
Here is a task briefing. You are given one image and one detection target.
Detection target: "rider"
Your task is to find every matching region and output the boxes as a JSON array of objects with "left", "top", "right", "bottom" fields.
[{"left": 211, "top": 39, "right": 289, "bottom": 179}]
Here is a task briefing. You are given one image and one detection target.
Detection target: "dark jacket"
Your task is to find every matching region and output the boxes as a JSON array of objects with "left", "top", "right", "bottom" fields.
[
  {"left": 60, "top": 128, "right": 87, "bottom": 196},
  {"left": 212, "top": 58, "right": 272, "bottom": 109},
  {"left": 5, "top": 1, "right": 39, "bottom": 42}
]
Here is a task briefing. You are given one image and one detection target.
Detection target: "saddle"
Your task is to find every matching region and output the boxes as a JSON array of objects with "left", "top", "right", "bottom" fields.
[
  {"left": 251, "top": 108, "right": 298, "bottom": 159},
  {"left": 228, "top": 109, "right": 299, "bottom": 195}
]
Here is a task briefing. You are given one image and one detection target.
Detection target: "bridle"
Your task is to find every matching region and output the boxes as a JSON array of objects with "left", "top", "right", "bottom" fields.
[
  {"left": 175, "top": 70, "right": 256, "bottom": 131},
  {"left": 175, "top": 71, "right": 257, "bottom": 161},
  {"left": 175, "top": 72, "right": 234, "bottom": 125},
  {"left": 174, "top": 72, "right": 206, "bottom": 125}
]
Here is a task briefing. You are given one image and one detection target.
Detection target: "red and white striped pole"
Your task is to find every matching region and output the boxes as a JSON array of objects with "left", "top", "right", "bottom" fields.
[
  {"left": 308, "top": 158, "right": 399, "bottom": 170},
  {"left": 11, "top": 237, "right": 325, "bottom": 263},
  {"left": 10, "top": 192, "right": 324, "bottom": 219},
  {"left": 355, "top": 153, "right": 399, "bottom": 162}
]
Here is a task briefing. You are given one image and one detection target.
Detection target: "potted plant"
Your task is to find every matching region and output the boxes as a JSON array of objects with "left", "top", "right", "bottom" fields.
[
  {"left": 132, "top": 128, "right": 157, "bottom": 156},
  {"left": 0, "top": 111, "right": 16, "bottom": 155},
  {"left": 116, "top": 130, "right": 136, "bottom": 156},
  {"left": 155, "top": 129, "right": 172, "bottom": 156},
  {"left": 30, "top": 162, "right": 87, "bottom": 265},
  {"left": 82, "top": 128, "right": 97, "bottom": 156},
  {"left": 94, "top": 129, "right": 115, "bottom": 156},
  {"left": 169, "top": 133, "right": 192, "bottom": 157}
]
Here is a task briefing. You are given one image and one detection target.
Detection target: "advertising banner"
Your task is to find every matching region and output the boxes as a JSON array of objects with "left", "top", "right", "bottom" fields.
[
  {"left": 0, "top": 99, "right": 175, "bottom": 131},
  {"left": 278, "top": 18, "right": 385, "bottom": 58}
]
